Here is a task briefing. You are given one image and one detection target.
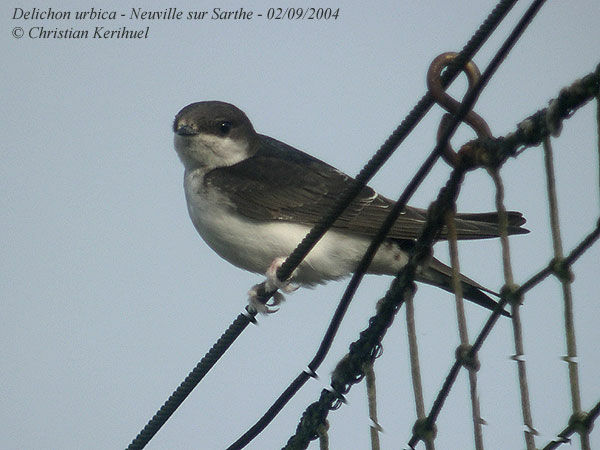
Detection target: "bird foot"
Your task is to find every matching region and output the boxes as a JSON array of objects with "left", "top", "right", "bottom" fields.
[
  {"left": 247, "top": 283, "right": 285, "bottom": 314},
  {"left": 247, "top": 257, "right": 299, "bottom": 314}
]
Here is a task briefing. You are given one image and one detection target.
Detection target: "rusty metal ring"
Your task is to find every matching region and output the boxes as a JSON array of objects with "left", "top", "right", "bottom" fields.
[{"left": 427, "top": 52, "right": 492, "bottom": 167}]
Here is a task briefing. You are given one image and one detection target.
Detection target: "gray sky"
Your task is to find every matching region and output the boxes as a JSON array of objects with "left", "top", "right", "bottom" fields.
[{"left": 3, "top": 1, "right": 599, "bottom": 449}]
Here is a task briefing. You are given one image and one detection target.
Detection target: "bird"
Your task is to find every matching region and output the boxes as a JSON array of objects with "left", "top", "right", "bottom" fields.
[{"left": 173, "top": 101, "right": 528, "bottom": 314}]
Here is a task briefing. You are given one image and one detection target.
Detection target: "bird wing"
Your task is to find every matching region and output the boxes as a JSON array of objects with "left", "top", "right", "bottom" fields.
[{"left": 204, "top": 135, "right": 528, "bottom": 240}]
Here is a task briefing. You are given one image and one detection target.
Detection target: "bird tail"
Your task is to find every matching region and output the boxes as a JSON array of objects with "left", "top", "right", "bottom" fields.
[
  {"left": 445, "top": 210, "right": 529, "bottom": 240},
  {"left": 416, "top": 258, "right": 510, "bottom": 317}
]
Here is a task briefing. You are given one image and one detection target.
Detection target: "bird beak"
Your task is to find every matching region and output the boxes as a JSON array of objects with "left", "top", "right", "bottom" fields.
[{"left": 175, "top": 124, "right": 198, "bottom": 136}]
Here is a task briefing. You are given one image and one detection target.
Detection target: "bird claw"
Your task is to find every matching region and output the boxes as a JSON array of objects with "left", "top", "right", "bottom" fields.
[
  {"left": 247, "top": 284, "right": 285, "bottom": 314},
  {"left": 247, "top": 257, "right": 299, "bottom": 314}
]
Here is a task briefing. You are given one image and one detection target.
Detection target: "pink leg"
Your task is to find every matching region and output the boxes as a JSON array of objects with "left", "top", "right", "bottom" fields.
[
  {"left": 247, "top": 257, "right": 299, "bottom": 314},
  {"left": 265, "top": 257, "right": 299, "bottom": 293}
]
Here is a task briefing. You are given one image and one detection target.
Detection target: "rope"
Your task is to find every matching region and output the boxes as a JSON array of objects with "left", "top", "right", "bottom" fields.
[
  {"left": 542, "top": 136, "right": 590, "bottom": 449},
  {"left": 128, "top": 1, "right": 522, "bottom": 445},
  {"left": 228, "top": 1, "right": 523, "bottom": 448},
  {"left": 491, "top": 169, "right": 537, "bottom": 449},
  {"left": 125, "top": 7, "right": 600, "bottom": 450},
  {"left": 364, "top": 362, "right": 382, "bottom": 450},
  {"left": 405, "top": 292, "right": 434, "bottom": 449},
  {"left": 446, "top": 212, "right": 484, "bottom": 450},
  {"left": 267, "top": 0, "right": 521, "bottom": 297},
  {"left": 126, "top": 308, "right": 256, "bottom": 450},
  {"left": 406, "top": 64, "right": 600, "bottom": 449},
  {"left": 243, "top": 1, "right": 549, "bottom": 447},
  {"left": 281, "top": 65, "right": 600, "bottom": 450}
]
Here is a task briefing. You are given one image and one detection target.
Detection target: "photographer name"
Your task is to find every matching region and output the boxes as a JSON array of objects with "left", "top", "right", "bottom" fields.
[{"left": 26, "top": 26, "right": 149, "bottom": 39}]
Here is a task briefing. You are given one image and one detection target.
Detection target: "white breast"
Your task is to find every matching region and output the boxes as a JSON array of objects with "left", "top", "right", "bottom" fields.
[{"left": 183, "top": 169, "right": 409, "bottom": 285}]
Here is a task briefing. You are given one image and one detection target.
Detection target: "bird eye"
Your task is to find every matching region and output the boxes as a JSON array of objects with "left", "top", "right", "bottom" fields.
[{"left": 219, "top": 121, "right": 232, "bottom": 135}]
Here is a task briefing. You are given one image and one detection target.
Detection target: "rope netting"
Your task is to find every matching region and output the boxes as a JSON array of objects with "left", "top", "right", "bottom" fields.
[
  {"left": 283, "top": 64, "right": 599, "bottom": 450},
  {"left": 126, "top": 1, "right": 599, "bottom": 448}
]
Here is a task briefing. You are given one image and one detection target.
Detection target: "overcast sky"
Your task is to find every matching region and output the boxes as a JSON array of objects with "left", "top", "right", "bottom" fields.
[{"left": 3, "top": 1, "right": 599, "bottom": 449}]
